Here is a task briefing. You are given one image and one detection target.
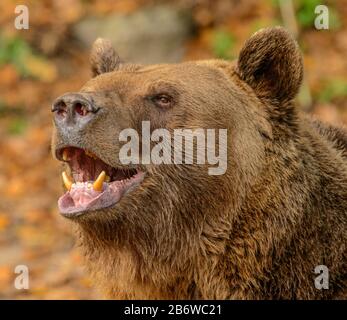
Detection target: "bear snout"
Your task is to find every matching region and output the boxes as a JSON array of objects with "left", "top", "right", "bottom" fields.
[{"left": 52, "top": 92, "right": 100, "bottom": 133}]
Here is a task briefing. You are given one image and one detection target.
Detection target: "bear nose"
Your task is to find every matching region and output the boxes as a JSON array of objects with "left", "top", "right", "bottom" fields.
[{"left": 52, "top": 93, "right": 99, "bottom": 128}]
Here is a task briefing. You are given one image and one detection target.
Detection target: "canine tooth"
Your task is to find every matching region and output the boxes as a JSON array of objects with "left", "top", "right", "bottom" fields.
[
  {"left": 93, "top": 171, "right": 106, "bottom": 191},
  {"left": 62, "top": 149, "right": 69, "bottom": 161},
  {"left": 62, "top": 171, "right": 73, "bottom": 191}
]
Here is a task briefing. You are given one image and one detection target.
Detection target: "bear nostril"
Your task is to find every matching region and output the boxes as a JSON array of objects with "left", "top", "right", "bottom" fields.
[
  {"left": 52, "top": 94, "right": 99, "bottom": 123},
  {"left": 74, "top": 102, "right": 89, "bottom": 116},
  {"left": 52, "top": 100, "right": 68, "bottom": 117}
]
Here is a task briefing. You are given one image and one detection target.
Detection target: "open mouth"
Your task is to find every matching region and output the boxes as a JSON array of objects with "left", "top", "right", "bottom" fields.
[{"left": 57, "top": 147, "right": 145, "bottom": 217}]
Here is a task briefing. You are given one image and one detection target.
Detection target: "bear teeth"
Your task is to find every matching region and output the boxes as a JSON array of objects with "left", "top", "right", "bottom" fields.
[
  {"left": 93, "top": 171, "right": 106, "bottom": 191},
  {"left": 62, "top": 171, "right": 73, "bottom": 191},
  {"left": 62, "top": 170, "right": 109, "bottom": 192}
]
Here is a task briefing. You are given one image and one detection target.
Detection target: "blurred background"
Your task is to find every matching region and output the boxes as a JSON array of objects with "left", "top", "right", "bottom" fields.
[{"left": 0, "top": 0, "right": 346, "bottom": 299}]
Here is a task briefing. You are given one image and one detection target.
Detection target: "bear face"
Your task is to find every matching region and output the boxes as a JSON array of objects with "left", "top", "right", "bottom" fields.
[
  {"left": 51, "top": 27, "right": 347, "bottom": 299},
  {"left": 52, "top": 27, "right": 299, "bottom": 220},
  {"left": 52, "top": 33, "right": 283, "bottom": 219}
]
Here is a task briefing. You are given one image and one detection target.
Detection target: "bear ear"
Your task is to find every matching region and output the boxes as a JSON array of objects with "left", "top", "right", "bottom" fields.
[
  {"left": 90, "top": 38, "right": 122, "bottom": 77},
  {"left": 236, "top": 27, "right": 303, "bottom": 104}
]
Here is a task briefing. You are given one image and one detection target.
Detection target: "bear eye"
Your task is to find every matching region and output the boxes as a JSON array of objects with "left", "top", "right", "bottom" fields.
[{"left": 151, "top": 94, "right": 172, "bottom": 108}]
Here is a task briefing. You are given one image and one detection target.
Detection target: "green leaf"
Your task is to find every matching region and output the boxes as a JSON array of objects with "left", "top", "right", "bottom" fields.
[
  {"left": 7, "top": 117, "right": 27, "bottom": 135},
  {"left": 318, "top": 79, "right": 347, "bottom": 103}
]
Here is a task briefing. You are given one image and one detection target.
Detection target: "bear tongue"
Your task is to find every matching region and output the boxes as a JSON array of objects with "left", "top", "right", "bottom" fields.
[{"left": 69, "top": 182, "right": 103, "bottom": 207}]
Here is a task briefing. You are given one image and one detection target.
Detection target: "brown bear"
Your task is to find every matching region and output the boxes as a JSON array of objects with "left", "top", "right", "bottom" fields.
[{"left": 51, "top": 27, "right": 347, "bottom": 299}]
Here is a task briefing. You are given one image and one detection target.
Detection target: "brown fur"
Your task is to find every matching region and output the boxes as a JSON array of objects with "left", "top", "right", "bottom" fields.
[{"left": 52, "top": 27, "right": 347, "bottom": 299}]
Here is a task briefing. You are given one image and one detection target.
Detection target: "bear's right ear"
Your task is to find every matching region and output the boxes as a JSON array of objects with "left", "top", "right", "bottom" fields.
[
  {"left": 236, "top": 27, "right": 303, "bottom": 105},
  {"left": 90, "top": 38, "right": 122, "bottom": 77}
]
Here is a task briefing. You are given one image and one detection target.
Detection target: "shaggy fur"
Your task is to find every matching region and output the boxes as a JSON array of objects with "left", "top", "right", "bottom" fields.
[{"left": 52, "top": 27, "right": 347, "bottom": 299}]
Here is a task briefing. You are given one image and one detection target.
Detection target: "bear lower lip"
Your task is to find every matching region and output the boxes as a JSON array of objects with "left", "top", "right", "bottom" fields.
[{"left": 58, "top": 171, "right": 145, "bottom": 217}]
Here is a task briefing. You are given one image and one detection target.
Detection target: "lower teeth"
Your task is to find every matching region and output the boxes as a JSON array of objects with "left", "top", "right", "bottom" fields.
[{"left": 62, "top": 170, "right": 107, "bottom": 192}]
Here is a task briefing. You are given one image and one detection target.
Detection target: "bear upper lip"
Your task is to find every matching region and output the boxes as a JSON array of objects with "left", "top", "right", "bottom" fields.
[{"left": 56, "top": 146, "right": 145, "bottom": 217}]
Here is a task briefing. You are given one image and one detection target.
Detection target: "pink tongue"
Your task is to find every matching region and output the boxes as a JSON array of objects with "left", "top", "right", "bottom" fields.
[{"left": 69, "top": 182, "right": 102, "bottom": 207}]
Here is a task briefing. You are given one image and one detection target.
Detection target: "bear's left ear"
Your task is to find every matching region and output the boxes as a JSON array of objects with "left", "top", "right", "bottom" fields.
[
  {"left": 236, "top": 27, "right": 303, "bottom": 105},
  {"left": 90, "top": 38, "right": 122, "bottom": 77}
]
